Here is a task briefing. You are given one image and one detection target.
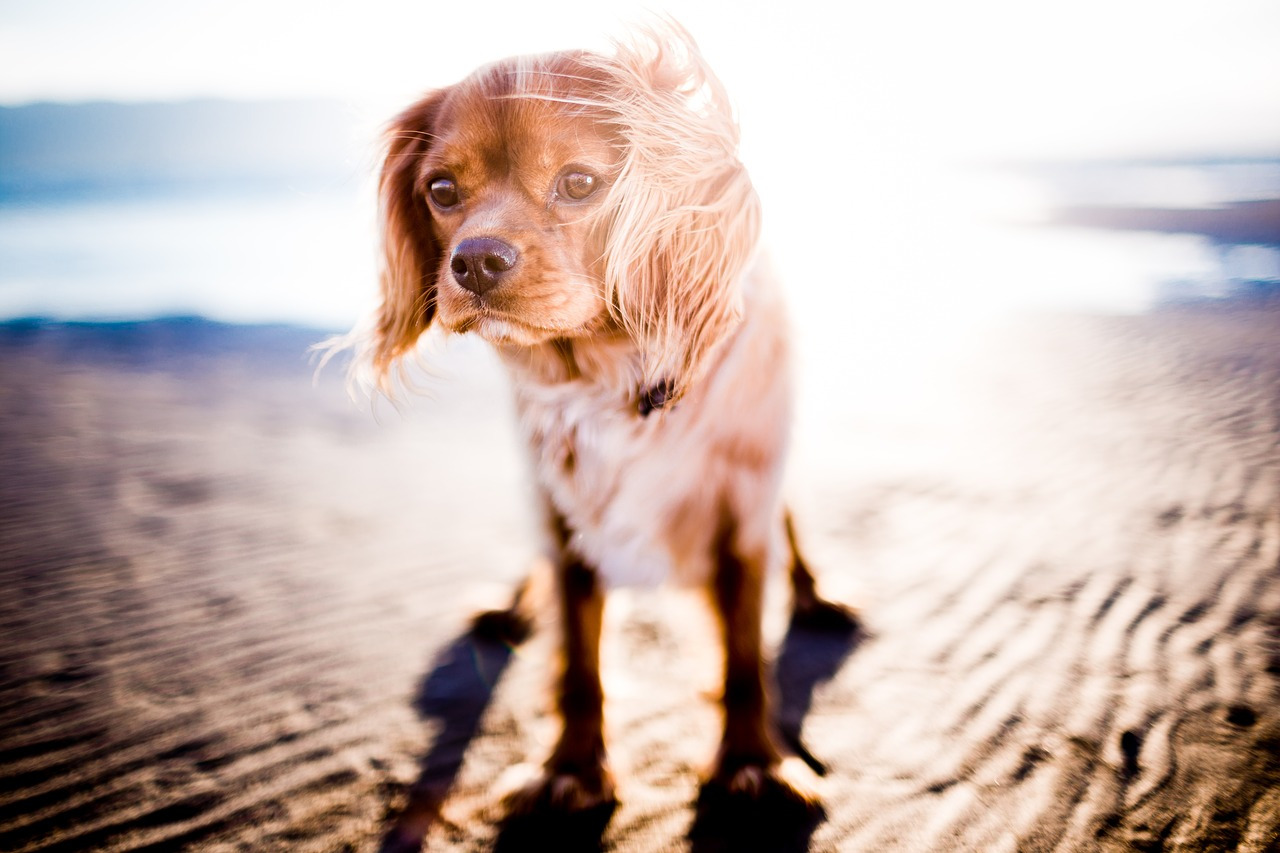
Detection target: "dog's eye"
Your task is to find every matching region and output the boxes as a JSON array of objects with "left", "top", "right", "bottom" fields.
[
  {"left": 428, "top": 177, "right": 460, "bottom": 208},
  {"left": 557, "top": 171, "right": 599, "bottom": 201}
]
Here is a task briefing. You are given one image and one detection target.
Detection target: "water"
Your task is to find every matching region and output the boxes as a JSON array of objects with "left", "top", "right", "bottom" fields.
[
  {"left": 0, "top": 182, "right": 377, "bottom": 329},
  {"left": 0, "top": 161, "right": 1276, "bottom": 333}
]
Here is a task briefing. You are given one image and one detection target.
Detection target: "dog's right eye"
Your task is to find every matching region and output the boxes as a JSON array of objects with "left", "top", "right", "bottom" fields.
[{"left": 428, "top": 177, "right": 460, "bottom": 208}]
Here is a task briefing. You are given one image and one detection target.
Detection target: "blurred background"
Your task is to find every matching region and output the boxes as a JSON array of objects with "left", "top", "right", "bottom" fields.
[
  {"left": 2, "top": 0, "right": 1277, "bottom": 336},
  {"left": 3, "top": 4, "right": 1279, "bottom": 849}
]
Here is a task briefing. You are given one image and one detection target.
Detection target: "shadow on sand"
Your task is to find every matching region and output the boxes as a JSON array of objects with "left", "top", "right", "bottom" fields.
[
  {"left": 378, "top": 631, "right": 517, "bottom": 853},
  {"left": 380, "top": 612, "right": 863, "bottom": 852}
]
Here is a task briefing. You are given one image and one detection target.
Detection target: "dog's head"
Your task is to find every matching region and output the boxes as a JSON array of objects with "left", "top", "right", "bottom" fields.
[{"left": 366, "top": 25, "right": 761, "bottom": 409}]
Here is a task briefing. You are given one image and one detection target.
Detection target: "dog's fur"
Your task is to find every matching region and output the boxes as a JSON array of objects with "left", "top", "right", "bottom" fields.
[{"left": 349, "top": 24, "right": 852, "bottom": 811}]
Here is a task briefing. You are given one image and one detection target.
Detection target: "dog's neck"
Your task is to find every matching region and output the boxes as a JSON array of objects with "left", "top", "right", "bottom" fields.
[
  {"left": 497, "top": 332, "right": 637, "bottom": 387},
  {"left": 495, "top": 332, "right": 660, "bottom": 414}
]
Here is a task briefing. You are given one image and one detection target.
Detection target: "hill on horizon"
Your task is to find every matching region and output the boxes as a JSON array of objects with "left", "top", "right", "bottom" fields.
[{"left": 0, "top": 99, "right": 367, "bottom": 202}]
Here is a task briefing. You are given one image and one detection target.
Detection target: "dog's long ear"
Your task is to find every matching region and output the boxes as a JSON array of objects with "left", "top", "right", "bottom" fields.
[
  {"left": 367, "top": 90, "right": 447, "bottom": 390},
  {"left": 585, "top": 26, "right": 762, "bottom": 407}
]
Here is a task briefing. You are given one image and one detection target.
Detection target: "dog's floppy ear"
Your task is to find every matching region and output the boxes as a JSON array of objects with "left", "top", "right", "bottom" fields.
[
  {"left": 367, "top": 90, "right": 448, "bottom": 390},
  {"left": 586, "top": 26, "right": 762, "bottom": 409}
]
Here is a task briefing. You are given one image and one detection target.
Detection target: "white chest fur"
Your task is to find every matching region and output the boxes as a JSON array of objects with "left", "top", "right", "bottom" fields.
[
  {"left": 502, "top": 280, "right": 795, "bottom": 589},
  {"left": 514, "top": 380, "right": 689, "bottom": 587}
]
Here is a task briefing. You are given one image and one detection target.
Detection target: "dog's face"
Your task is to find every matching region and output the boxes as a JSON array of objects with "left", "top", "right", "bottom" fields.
[
  {"left": 368, "top": 36, "right": 762, "bottom": 405},
  {"left": 405, "top": 58, "right": 623, "bottom": 347}
]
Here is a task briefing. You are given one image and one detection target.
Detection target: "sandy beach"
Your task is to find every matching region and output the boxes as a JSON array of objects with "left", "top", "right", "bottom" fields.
[{"left": 1, "top": 300, "right": 1278, "bottom": 851}]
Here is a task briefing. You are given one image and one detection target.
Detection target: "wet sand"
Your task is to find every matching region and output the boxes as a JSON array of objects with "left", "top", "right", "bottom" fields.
[{"left": 1, "top": 303, "right": 1278, "bottom": 851}]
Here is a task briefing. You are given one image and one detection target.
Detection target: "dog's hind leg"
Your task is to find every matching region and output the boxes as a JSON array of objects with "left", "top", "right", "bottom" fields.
[
  {"left": 785, "top": 511, "right": 858, "bottom": 632},
  {"left": 470, "top": 557, "right": 551, "bottom": 645}
]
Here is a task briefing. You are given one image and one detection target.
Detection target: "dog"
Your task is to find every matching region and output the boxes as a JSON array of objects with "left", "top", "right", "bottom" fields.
[{"left": 347, "top": 23, "right": 854, "bottom": 813}]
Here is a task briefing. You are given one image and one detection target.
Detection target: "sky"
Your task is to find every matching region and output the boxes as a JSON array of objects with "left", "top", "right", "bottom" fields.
[{"left": 2, "top": 0, "right": 1279, "bottom": 165}]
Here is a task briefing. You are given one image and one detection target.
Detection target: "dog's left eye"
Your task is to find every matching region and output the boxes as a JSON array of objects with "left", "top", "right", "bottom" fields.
[{"left": 557, "top": 171, "right": 599, "bottom": 201}]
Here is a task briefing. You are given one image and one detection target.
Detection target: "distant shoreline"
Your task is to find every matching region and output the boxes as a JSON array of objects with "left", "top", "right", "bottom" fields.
[{"left": 0, "top": 316, "right": 340, "bottom": 374}]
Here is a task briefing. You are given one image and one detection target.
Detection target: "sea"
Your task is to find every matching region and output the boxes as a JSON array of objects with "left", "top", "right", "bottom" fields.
[
  {"left": 1, "top": 100, "right": 1277, "bottom": 334},
  {"left": 0, "top": 183, "right": 377, "bottom": 330}
]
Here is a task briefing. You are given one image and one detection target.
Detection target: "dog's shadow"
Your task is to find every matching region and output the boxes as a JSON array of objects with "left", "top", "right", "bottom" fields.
[
  {"left": 379, "top": 612, "right": 863, "bottom": 853},
  {"left": 774, "top": 611, "right": 866, "bottom": 776},
  {"left": 378, "top": 628, "right": 517, "bottom": 853}
]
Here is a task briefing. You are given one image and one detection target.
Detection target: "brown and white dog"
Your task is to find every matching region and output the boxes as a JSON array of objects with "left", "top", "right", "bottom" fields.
[{"left": 349, "top": 23, "right": 853, "bottom": 812}]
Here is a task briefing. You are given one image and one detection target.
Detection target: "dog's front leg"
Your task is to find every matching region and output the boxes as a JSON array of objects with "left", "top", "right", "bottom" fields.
[
  {"left": 506, "top": 547, "right": 616, "bottom": 814},
  {"left": 708, "top": 519, "right": 820, "bottom": 805},
  {"left": 551, "top": 554, "right": 613, "bottom": 799}
]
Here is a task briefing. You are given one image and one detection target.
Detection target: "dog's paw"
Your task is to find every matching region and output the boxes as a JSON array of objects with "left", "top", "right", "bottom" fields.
[
  {"left": 791, "top": 597, "right": 859, "bottom": 634},
  {"left": 708, "top": 753, "right": 822, "bottom": 809},
  {"left": 503, "top": 762, "right": 617, "bottom": 815},
  {"left": 693, "top": 754, "right": 825, "bottom": 845},
  {"left": 470, "top": 606, "right": 534, "bottom": 645}
]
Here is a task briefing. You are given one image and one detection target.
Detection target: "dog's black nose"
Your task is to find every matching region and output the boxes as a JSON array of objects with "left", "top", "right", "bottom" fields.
[{"left": 450, "top": 237, "right": 518, "bottom": 295}]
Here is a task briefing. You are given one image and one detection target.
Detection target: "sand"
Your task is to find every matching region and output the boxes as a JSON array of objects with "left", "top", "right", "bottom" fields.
[{"left": 1, "top": 303, "right": 1278, "bottom": 852}]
